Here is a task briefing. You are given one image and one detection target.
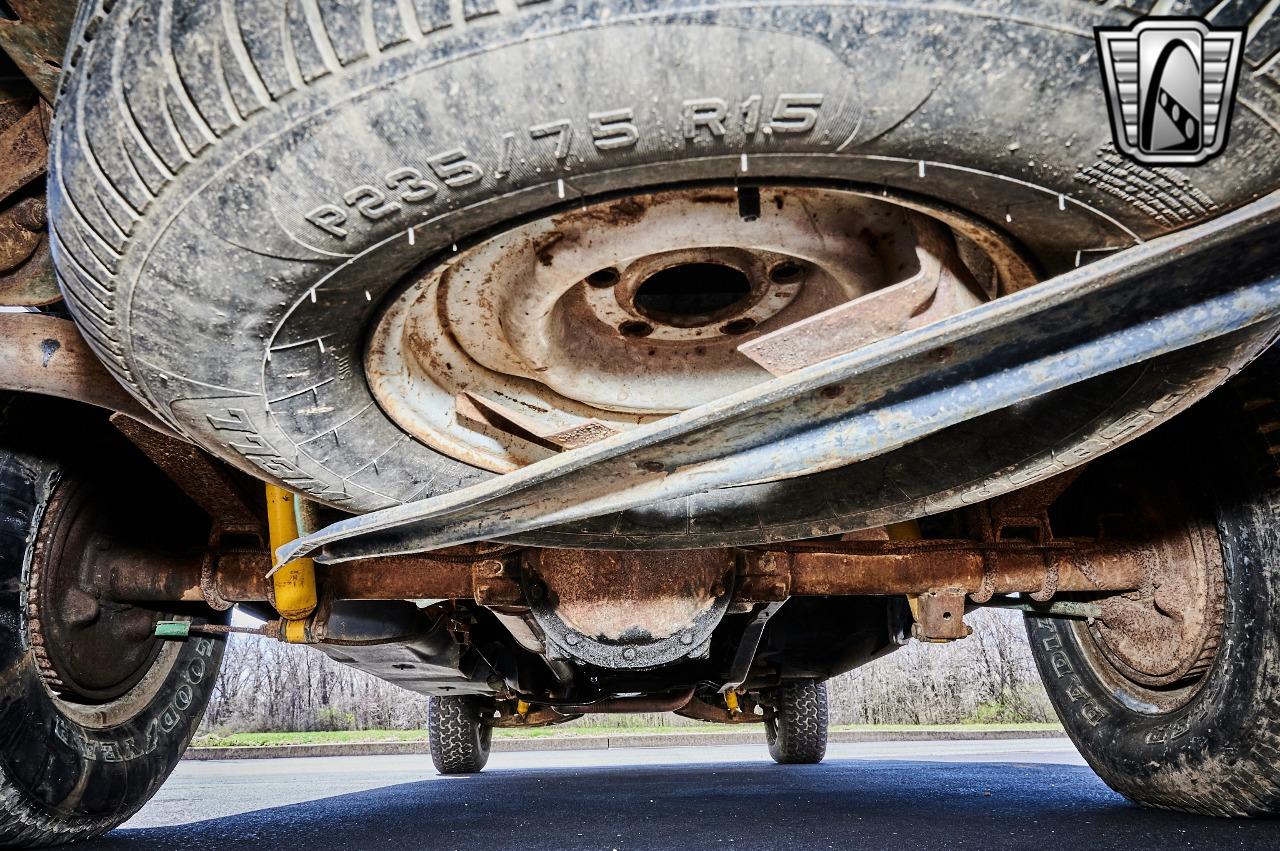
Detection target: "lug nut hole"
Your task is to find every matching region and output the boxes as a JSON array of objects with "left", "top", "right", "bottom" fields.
[
  {"left": 768, "top": 261, "right": 805, "bottom": 284},
  {"left": 719, "top": 318, "right": 757, "bottom": 335},
  {"left": 619, "top": 320, "right": 654, "bottom": 338},
  {"left": 586, "top": 267, "right": 621, "bottom": 288}
]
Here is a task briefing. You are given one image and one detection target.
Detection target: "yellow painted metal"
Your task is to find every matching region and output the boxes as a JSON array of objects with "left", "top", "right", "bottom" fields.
[
  {"left": 906, "top": 594, "right": 921, "bottom": 621},
  {"left": 265, "top": 485, "right": 318, "bottom": 623},
  {"left": 725, "top": 691, "right": 740, "bottom": 714},
  {"left": 284, "top": 618, "right": 309, "bottom": 644},
  {"left": 886, "top": 520, "right": 922, "bottom": 541},
  {"left": 516, "top": 699, "right": 531, "bottom": 717},
  {"left": 894, "top": 521, "right": 935, "bottom": 640}
]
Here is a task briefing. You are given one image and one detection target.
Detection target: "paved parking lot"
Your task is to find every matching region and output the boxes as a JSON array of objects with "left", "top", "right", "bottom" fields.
[{"left": 80, "top": 740, "right": 1275, "bottom": 850}]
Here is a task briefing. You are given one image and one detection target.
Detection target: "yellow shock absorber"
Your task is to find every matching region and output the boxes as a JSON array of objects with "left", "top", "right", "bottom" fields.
[
  {"left": 725, "top": 690, "right": 741, "bottom": 715},
  {"left": 886, "top": 519, "right": 922, "bottom": 541},
  {"left": 265, "top": 484, "right": 318, "bottom": 630},
  {"left": 889, "top": 520, "right": 925, "bottom": 622},
  {"left": 283, "top": 618, "right": 310, "bottom": 644}
]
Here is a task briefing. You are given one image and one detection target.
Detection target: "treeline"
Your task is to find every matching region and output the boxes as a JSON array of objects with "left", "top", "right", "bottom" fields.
[{"left": 199, "top": 608, "right": 1054, "bottom": 734}]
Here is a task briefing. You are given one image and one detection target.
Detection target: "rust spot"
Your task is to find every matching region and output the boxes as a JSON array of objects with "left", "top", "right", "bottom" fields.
[
  {"left": 533, "top": 231, "right": 566, "bottom": 267},
  {"left": 580, "top": 197, "right": 648, "bottom": 227},
  {"left": 524, "top": 549, "right": 733, "bottom": 641},
  {"left": 493, "top": 390, "right": 550, "bottom": 414}
]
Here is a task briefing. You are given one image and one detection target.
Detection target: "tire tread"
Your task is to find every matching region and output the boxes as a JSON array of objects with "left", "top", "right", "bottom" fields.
[
  {"left": 766, "top": 681, "right": 828, "bottom": 765},
  {"left": 427, "top": 694, "right": 491, "bottom": 774}
]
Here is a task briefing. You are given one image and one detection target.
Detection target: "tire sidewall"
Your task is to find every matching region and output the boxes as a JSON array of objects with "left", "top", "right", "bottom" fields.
[
  {"left": 1027, "top": 406, "right": 1280, "bottom": 813},
  {"left": 51, "top": 0, "right": 1280, "bottom": 517},
  {"left": 0, "top": 449, "right": 224, "bottom": 832}
]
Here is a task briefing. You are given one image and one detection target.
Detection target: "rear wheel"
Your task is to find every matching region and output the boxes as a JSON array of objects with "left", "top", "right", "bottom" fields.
[
  {"left": 1028, "top": 355, "right": 1280, "bottom": 816},
  {"left": 0, "top": 410, "right": 225, "bottom": 846},
  {"left": 765, "top": 681, "right": 829, "bottom": 765},
  {"left": 427, "top": 695, "right": 492, "bottom": 775}
]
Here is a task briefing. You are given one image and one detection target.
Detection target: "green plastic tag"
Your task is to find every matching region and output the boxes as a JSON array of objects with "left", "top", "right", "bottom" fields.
[{"left": 154, "top": 620, "right": 191, "bottom": 638}]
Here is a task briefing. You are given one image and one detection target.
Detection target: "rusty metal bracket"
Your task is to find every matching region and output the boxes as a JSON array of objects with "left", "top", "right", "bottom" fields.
[
  {"left": 0, "top": 1, "right": 77, "bottom": 102},
  {"left": 736, "top": 550, "right": 792, "bottom": 601},
  {"left": 0, "top": 97, "right": 57, "bottom": 307},
  {"left": 0, "top": 312, "right": 177, "bottom": 435},
  {"left": 0, "top": 231, "right": 58, "bottom": 307},
  {"left": 676, "top": 693, "right": 765, "bottom": 725},
  {"left": 488, "top": 705, "right": 578, "bottom": 729},
  {"left": 720, "top": 600, "right": 787, "bottom": 693},
  {"left": 0, "top": 100, "right": 49, "bottom": 203},
  {"left": 278, "top": 190, "right": 1280, "bottom": 568},
  {"left": 911, "top": 590, "right": 971, "bottom": 642},
  {"left": 471, "top": 558, "right": 525, "bottom": 607},
  {"left": 738, "top": 215, "right": 979, "bottom": 375},
  {"left": 966, "top": 473, "right": 1080, "bottom": 603},
  {"left": 110, "top": 413, "right": 263, "bottom": 541}
]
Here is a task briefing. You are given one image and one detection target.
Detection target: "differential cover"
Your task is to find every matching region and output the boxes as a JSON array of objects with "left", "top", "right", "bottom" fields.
[{"left": 521, "top": 549, "right": 735, "bottom": 669}]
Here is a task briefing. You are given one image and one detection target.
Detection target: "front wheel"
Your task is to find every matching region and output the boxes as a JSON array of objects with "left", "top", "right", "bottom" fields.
[
  {"left": 1029, "top": 357, "right": 1280, "bottom": 817},
  {"left": 0, "top": 420, "right": 224, "bottom": 846},
  {"left": 427, "top": 695, "right": 493, "bottom": 775},
  {"left": 765, "top": 681, "right": 829, "bottom": 765}
]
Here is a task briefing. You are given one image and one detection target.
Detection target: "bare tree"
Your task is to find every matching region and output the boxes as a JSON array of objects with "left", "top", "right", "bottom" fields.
[{"left": 200, "top": 608, "right": 1053, "bottom": 734}]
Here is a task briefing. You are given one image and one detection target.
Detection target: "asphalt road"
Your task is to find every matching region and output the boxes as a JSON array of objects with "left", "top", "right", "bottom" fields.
[{"left": 79, "top": 739, "right": 1277, "bottom": 851}]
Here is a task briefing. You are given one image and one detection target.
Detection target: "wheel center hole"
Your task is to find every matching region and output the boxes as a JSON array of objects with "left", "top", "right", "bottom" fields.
[{"left": 632, "top": 263, "right": 753, "bottom": 328}]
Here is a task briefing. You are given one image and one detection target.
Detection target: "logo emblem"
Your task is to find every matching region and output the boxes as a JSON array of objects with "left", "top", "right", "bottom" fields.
[{"left": 1095, "top": 17, "right": 1244, "bottom": 165}]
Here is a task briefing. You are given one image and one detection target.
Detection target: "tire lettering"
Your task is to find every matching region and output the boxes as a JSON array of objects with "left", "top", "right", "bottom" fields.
[
  {"left": 427, "top": 148, "right": 484, "bottom": 188},
  {"left": 343, "top": 185, "right": 400, "bottom": 221},
  {"left": 955, "top": 376, "right": 1212, "bottom": 506},
  {"left": 307, "top": 91, "right": 829, "bottom": 238},
  {"left": 1037, "top": 624, "right": 1110, "bottom": 727},
  {"left": 186, "top": 657, "right": 207, "bottom": 684},
  {"left": 384, "top": 167, "right": 439, "bottom": 203},
  {"left": 740, "top": 94, "right": 762, "bottom": 136},
  {"left": 305, "top": 204, "right": 348, "bottom": 239},
  {"left": 769, "top": 93, "right": 824, "bottom": 133},
  {"left": 53, "top": 642, "right": 217, "bottom": 763},
  {"left": 494, "top": 131, "right": 516, "bottom": 178},
  {"left": 529, "top": 118, "right": 573, "bottom": 160},
  {"left": 682, "top": 97, "right": 728, "bottom": 140},
  {"left": 589, "top": 109, "right": 639, "bottom": 151},
  {"left": 208, "top": 406, "right": 352, "bottom": 502}
]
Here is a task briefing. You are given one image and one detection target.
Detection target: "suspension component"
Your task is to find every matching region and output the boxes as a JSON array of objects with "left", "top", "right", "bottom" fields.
[{"left": 265, "top": 485, "right": 318, "bottom": 629}]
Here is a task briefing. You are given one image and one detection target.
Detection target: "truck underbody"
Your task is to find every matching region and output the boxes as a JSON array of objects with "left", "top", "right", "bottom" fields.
[{"left": 3, "top": 0, "right": 1280, "bottom": 842}]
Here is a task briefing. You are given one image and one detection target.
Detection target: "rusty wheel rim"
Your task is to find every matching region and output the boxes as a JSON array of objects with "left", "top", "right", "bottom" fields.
[
  {"left": 365, "top": 184, "right": 1028, "bottom": 473},
  {"left": 1074, "top": 485, "right": 1225, "bottom": 713},
  {"left": 27, "top": 476, "right": 167, "bottom": 705}
]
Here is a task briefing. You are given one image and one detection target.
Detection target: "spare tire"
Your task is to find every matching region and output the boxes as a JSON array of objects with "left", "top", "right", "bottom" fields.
[{"left": 49, "top": 1, "right": 1280, "bottom": 540}]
